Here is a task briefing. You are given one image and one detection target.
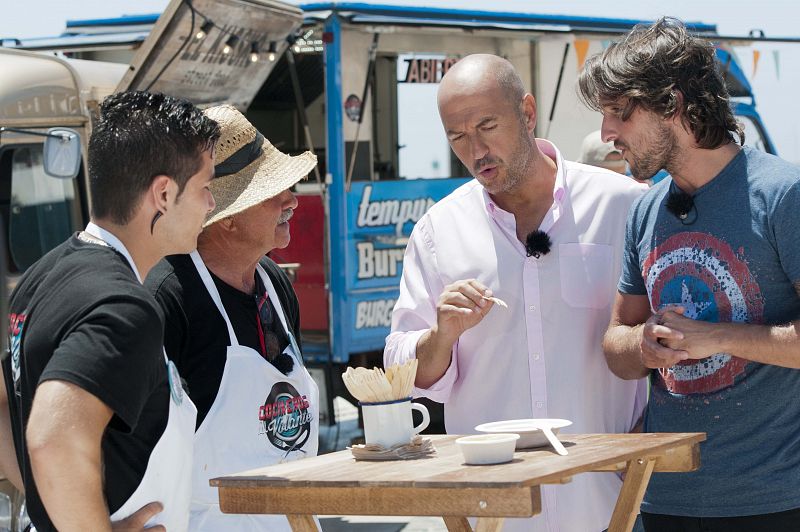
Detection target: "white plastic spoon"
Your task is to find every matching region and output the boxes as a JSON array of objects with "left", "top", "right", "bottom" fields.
[
  {"left": 541, "top": 424, "right": 568, "bottom": 456},
  {"left": 481, "top": 295, "right": 508, "bottom": 309}
]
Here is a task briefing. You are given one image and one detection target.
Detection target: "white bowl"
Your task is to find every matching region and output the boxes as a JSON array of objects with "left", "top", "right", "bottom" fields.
[
  {"left": 455, "top": 433, "right": 520, "bottom": 465},
  {"left": 475, "top": 419, "right": 573, "bottom": 449}
]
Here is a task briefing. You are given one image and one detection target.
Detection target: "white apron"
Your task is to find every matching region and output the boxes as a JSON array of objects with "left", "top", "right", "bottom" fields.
[
  {"left": 109, "top": 357, "right": 197, "bottom": 531},
  {"left": 188, "top": 251, "right": 319, "bottom": 531},
  {"left": 84, "top": 223, "right": 198, "bottom": 532}
]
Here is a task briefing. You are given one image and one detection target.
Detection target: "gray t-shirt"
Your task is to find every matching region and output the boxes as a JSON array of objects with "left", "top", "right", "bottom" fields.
[{"left": 620, "top": 147, "right": 800, "bottom": 517}]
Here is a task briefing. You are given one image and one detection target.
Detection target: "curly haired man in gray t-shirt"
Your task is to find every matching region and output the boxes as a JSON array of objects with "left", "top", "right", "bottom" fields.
[{"left": 579, "top": 16, "right": 800, "bottom": 532}]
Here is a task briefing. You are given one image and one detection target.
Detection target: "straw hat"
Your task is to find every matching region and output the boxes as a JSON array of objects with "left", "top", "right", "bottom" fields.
[{"left": 203, "top": 105, "right": 317, "bottom": 227}]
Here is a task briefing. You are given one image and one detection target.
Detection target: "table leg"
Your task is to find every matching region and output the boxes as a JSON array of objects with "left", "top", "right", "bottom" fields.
[
  {"left": 476, "top": 517, "right": 505, "bottom": 532},
  {"left": 441, "top": 516, "right": 506, "bottom": 532},
  {"left": 443, "top": 516, "right": 472, "bottom": 531},
  {"left": 286, "top": 514, "right": 317, "bottom": 531},
  {"left": 608, "top": 457, "right": 656, "bottom": 532}
]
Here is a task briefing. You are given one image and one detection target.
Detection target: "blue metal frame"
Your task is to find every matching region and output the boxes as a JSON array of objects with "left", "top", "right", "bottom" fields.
[
  {"left": 324, "top": 14, "right": 348, "bottom": 365},
  {"left": 733, "top": 102, "right": 777, "bottom": 155},
  {"left": 66, "top": 14, "right": 160, "bottom": 29},
  {"left": 300, "top": 3, "right": 716, "bottom": 33},
  {"left": 60, "top": 5, "right": 717, "bottom": 36}
]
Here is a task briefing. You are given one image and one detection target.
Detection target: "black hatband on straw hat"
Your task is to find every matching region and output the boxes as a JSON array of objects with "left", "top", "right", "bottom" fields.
[{"left": 214, "top": 131, "right": 265, "bottom": 177}]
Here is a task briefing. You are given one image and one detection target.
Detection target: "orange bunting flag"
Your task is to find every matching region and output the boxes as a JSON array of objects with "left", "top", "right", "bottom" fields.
[
  {"left": 752, "top": 49, "right": 761, "bottom": 78},
  {"left": 574, "top": 39, "right": 590, "bottom": 70}
]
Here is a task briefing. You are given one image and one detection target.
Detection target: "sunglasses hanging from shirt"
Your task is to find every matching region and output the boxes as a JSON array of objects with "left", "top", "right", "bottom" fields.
[{"left": 255, "top": 287, "right": 295, "bottom": 375}]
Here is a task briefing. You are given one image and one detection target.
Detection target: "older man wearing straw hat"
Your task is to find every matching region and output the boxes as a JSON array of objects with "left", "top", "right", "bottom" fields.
[{"left": 145, "top": 104, "right": 319, "bottom": 531}]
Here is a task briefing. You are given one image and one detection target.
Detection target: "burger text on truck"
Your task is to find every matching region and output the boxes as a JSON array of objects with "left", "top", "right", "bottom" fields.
[{"left": 1, "top": 5, "right": 794, "bottom": 523}]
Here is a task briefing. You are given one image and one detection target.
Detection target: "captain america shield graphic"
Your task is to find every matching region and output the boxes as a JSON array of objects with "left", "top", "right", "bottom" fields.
[{"left": 642, "top": 232, "right": 763, "bottom": 394}]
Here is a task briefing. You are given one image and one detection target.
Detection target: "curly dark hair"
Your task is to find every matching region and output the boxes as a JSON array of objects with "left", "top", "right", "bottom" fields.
[
  {"left": 577, "top": 17, "right": 744, "bottom": 149},
  {"left": 89, "top": 91, "right": 220, "bottom": 224}
]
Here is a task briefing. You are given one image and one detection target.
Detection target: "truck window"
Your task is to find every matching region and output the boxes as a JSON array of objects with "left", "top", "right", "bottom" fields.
[
  {"left": 372, "top": 53, "right": 466, "bottom": 181},
  {"left": 250, "top": 50, "right": 326, "bottom": 178},
  {"left": 0, "top": 145, "right": 82, "bottom": 273},
  {"left": 396, "top": 54, "right": 452, "bottom": 179},
  {"left": 738, "top": 115, "right": 768, "bottom": 152}
]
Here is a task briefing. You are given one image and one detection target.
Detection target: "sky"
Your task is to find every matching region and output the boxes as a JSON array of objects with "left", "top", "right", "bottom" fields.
[{"left": 2, "top": 0, "right": 800, "bottom": 163}]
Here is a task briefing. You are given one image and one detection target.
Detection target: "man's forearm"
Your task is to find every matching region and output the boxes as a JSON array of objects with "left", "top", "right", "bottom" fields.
[
  {"left": 29, "top": 434, "right": 113, "bottom": 531},
  {"left": 0, "top": 370, "right": 23, "bottom": 491},
  {"left": 27, "top": 380, "right": 115, "bottom": 532},
  {"left": 714, "top": 321, "right": 800, "bottom": 369},
  {"left": 414, "top": 325, "right": 458, "bottom": 389},
  {"left": 0, "top": 403, "right": 23, "bottom": 491},
  {"left": 602, "top": 323, "right": 649, "bottom": 380}
]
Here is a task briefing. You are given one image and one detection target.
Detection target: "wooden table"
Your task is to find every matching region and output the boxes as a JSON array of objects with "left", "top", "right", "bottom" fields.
[{"left": 211, "top": 433, "right": 705, "bottom": 532}]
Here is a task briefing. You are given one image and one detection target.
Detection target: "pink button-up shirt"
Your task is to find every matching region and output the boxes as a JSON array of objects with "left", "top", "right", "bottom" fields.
[{"left": 385, "top": 140, "right": 648, "bottom": 532}]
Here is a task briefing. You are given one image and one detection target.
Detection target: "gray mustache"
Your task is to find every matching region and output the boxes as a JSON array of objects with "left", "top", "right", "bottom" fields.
[
  {"left": 474, "top": 156, "right": 499, "bottom": 174},
  {"left": 278, "top": 208, "right": 294, "bottom": 224}
]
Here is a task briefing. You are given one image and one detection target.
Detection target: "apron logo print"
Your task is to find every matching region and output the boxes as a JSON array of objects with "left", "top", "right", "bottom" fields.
[
  {"left": 167, "top": 360, "right": 184, "bottom": 405},
  {"left": 8, "top": 312, "right": 26, "bottom": 389},
  {"left": 258, "top": 382, "right": 312, "bottom": 452}
]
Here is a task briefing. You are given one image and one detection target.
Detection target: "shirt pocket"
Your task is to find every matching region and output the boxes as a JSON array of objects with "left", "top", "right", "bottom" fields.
[{"left": 558, "top": 243, "right": 614, "bottom": 309}]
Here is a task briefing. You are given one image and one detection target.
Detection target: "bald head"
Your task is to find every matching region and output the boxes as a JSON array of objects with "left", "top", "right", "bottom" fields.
[{"left": 438, "top": 54, "right": 526, "bottom": 112}]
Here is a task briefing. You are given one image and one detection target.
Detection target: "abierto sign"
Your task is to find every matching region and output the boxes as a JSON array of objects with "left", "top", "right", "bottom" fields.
[
  {"left": 401, "top": 57, "right": 459, "bottom": 84},
  {"left": 117, "top": 0, "right": 302, "bottom": 108}
]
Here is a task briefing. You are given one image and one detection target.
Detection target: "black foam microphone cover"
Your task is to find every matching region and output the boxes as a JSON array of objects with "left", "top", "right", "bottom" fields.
[
  {"left": 525, "top": 229, "right": 552, "bottom": 258},
  {"left": 665, "top": 189, "right": 695, "bottom": 220}
]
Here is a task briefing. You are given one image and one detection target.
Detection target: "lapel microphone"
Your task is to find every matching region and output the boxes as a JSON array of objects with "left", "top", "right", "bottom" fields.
[
  {"left": 525, "top": 229, "right": 552, "bottom": 258},
  {"left": 665, "top": 186, "right": 696, "bottom": 224}
]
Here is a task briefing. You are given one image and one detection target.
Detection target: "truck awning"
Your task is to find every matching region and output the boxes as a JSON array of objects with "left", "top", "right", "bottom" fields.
[{"left": 116, "top": 0, "right": 304, "bottom": 109}]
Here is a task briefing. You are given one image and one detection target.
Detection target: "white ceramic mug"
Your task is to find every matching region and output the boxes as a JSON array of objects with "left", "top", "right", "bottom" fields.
[{"left": 361, "top": 397, "right": 430, "bottom": 448}]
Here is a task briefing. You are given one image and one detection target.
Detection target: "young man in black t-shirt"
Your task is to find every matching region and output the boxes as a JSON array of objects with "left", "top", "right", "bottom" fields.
[
  {"left": 145, "top": 104, "right": 319, "bottom": 531},
  {"left": 0, "top": 91, "right": 219, "bottom": 531}
]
